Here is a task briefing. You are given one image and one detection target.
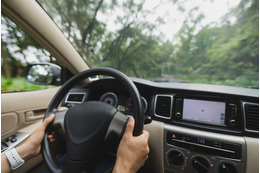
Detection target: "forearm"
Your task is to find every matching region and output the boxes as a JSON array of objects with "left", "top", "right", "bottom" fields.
[
  {"left": 1, "top": 154, "right": 11, "bottom": 173},
  {"left": 16, "top": 142, "right": 35, "bottom": 161},
  {"left": 113, "top": 162, "right": 134, "bottom": 173}
]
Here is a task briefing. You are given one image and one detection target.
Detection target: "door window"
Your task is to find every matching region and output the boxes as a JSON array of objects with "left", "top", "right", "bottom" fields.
[{"left": 1, "top": 15, "right": 60, "bottom": 92}]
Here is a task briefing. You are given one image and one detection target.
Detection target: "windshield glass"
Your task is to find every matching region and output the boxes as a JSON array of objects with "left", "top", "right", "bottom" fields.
[{"left": 37, "top": 0, "right": 259, "bottom": 88}]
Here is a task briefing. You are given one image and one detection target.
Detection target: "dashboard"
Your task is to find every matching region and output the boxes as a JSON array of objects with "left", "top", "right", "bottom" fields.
[{"left": 62, "top": 77, "right": 259, "bottom": 173}]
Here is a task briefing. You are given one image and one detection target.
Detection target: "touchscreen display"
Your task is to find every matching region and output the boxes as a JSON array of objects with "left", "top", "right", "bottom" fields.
[{"left": 182, "top": 99, "right": 226, "bottom": 126}]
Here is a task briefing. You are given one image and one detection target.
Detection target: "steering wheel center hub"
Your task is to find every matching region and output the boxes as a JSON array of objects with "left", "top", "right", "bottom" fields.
[{"left": 65, "top": 101, "right": 117, "bottom": 161}]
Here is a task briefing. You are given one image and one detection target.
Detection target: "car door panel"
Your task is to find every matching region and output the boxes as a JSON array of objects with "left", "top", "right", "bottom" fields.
[
  {"left": 1, "top": 112, "right": 19, "bottom": 136},
  {"left": 1, "top": 87, "right": 59, "bottom": 139},
  {"left": 1, "top": 87, "right": 59, "bottom": 173}
]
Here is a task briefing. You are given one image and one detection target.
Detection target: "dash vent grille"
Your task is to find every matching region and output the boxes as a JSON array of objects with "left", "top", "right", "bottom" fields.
[
  {"left": 154, "top": 95, "right": 172, "bottom": 119},
  {"left": 245, "top": 103, "right": 259, "bottom": 132}
]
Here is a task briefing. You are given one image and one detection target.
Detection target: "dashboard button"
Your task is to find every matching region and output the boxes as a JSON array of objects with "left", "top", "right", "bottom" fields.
[
  {"left": 175, "top": 112, "right": 181, "bottom": 118},
  {"left": 229, "top": 119, "right": 236, "bottom": 127},
  {"left": 11, "top": 137, "right": 17, "bottom": 143}
]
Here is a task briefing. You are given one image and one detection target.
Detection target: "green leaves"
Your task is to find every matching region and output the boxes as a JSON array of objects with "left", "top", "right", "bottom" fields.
[
  {"left": 2, "top": 0, "right": 258, "bottom": 89},
  {"left": 171, "top": 0, "right": 258, "bottom": 87}
]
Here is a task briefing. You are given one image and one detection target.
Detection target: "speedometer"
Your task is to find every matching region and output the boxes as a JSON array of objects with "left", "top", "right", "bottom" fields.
[
  {"left": 125, "top": 97, "right": 148, "bottom": 114},
  {"left": 99, "top": 92, "right": 118, "bottom": 107}
]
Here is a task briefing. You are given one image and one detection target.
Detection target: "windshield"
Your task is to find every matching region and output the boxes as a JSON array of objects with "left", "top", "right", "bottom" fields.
[{"left": 37, "top": 0, "right": 259, "bottom": 88}]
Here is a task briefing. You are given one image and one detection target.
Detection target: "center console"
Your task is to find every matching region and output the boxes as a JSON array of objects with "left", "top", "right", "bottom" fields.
[{"left": 164, "top": 124, "right": 246, "bottom": 173}]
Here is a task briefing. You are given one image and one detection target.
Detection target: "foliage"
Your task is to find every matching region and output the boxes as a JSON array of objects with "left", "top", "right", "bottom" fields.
[
  {"left": 1, "top": 15, "right": 59, "bottom": 79},
  {"left": 168, "top": 0, "right": 259, "bottom": 87},
  {"left": 1, "top": 0, "right": 259, "bottom": 92},
  {"left": 1, "top": 76, "right": 55, "bottom": 92},
  {"left": 38, "top": 0, "right": 107, "bottom": 66}
]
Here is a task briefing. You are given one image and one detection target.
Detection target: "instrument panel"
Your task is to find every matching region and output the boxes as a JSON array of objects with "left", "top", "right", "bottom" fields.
[
  {"left": 64, "top": 90, "right": 149, "bottom": 115},
  {"left": 63, "top": 77, "right": 258, "bottom": 173},
  {"left": 99, "top": 92, "right": 148, "bottom": 115},
  {"left": 99, "top": 92, "right": 118, "bottom": 107},
  {"left": 63, "top": 77, "right": 258, "bottom": 137}
]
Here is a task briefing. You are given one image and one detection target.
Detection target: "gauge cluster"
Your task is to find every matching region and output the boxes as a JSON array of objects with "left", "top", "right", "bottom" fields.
[
  {"left": 99, "top": 92, "right": 118, "bottom": 107},
  {"left": 63, "top": 81, "right": 150, "bottom": 115},
  {"left": 99, "top": 92, "right": 148, "bottom": 115},
  {"left": 125, "top": 97, "right": 148, "bottom": 114}
]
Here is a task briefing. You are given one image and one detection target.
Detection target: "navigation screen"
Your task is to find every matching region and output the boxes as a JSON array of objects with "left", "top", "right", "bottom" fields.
[{"left": 182, "top": 99, "right": 226, "bottom": 126}]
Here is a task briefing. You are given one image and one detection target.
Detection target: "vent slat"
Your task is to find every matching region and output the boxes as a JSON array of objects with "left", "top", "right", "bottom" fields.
[
  {"left": 245, "top": 103, "right": 259, "bottom": 131},
  {"left": 246, "top": 122, "right": 259, "bottom": 124},
  {"left": 155, "top": 95, "right": 172, "bottom": 118}
]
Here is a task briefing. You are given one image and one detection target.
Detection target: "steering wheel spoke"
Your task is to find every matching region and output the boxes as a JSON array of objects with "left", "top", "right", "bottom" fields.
[
  {"left": 105, "top": 111, "right": 128, "bottom": 141},
  {"left": 52, "top": 109, "right": 67, "bottom": 132}
]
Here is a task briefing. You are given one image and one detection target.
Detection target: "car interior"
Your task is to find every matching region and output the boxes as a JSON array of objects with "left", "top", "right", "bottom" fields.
[{"left": 1, "top": 0, "right": 259, "bottom": 173}]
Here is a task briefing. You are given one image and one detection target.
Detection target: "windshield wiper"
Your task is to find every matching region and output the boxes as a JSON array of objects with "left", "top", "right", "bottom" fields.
[
  {"left": 244, "top": 86, "right": 259, "bottom": 89},
  {"left": 153, "top": 79, "right": 179, "bottom": 83},
  {"left": 153, "top": 79, "right": 194, "bottom": 83}
]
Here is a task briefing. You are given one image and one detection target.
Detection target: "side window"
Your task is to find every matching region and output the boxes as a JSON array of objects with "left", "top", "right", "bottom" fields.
[{"left": 1, "top": 15, "right": 60, "bottom": 92}]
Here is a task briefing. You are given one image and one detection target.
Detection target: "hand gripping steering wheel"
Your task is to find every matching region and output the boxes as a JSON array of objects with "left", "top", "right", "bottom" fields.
[{"left": 42, "top": 67, "right": 144, "bottom": 173}]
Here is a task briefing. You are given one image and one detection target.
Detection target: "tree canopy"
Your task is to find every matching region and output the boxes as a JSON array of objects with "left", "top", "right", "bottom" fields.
[{"left": 1, "top": 0, "right": 259, "bottom": 88}]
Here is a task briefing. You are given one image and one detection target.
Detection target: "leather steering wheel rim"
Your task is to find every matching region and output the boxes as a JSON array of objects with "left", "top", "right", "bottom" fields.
[{"left": 42, "top": 67, "right": 144, "bottom": 173}]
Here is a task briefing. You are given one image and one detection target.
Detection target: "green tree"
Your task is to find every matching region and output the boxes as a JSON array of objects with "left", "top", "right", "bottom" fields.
[
  {"left": 100, "top": 0, "right": 165, "bottom": 78},
  {"left": 205, "top": 0, "right": 259, "bottom": 84},
  {"left": 39, "top": 0, "right": 106, "bottom": 66},
  {"left": 1, "top": 15, "right": 44, "bottom": 78}
]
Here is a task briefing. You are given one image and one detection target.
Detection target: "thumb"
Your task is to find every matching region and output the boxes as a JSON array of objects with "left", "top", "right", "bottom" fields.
[
  {"left": 124, "top": 116, "right": 135, "bottom": 136},
  {"left": 42, "top": 114, "right": 55, "bottom": 129}
]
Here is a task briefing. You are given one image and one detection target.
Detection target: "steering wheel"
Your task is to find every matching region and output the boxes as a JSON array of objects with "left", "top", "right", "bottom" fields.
[{"left": 42, "top": 67, "right": 144, "bottom": 173}]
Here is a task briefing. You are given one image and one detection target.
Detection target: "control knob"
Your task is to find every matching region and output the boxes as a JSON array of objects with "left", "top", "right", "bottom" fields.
[
  {"left": 175, "top": 112, "right": 181, "bottom": 119},
  {"left": 229, "top": 119, "right": 236, "bottom": 127},
  {"left": 219, "top": 162, "right": 238, "bottom": 173},
  {"left": 167, "top": 150, "right": 184, "bottom": 166},
  {"left": 192, "top": 156, "right": 209, "bottom": 173}
]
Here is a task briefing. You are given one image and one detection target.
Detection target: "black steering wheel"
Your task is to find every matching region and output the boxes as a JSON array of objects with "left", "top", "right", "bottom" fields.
[{"left": 42, "top": 67, "right": 144, "bottom": 173}]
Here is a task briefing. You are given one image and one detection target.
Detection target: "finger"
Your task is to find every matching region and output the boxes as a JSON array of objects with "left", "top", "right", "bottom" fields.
[
  {"left": 48, "top": 134, "right": 55, "bottom": 139},
  {"left": 48, "top": 135, "right": 56, "bottom": 142},
  {"left": 48, "top": 136, "right": 54, "bottom": 141},
  {"left": 146, "top": 145, "right": 150, "bottom": 154},
  {"left": 42, "top": 114, "right": 55, "bottom": 128},
  {"left": 124, "top": 117, "right": 135, "bottom": 137},
  {"left": 49, "top": 139, "right": 55, "bottom": 143},
  {"left": 141, "top": 130, "right": 150, "bottom": 139}
]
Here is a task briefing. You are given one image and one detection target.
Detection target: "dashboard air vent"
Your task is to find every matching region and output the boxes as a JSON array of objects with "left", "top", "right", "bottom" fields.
[
  {"left": 245, "top": 103, "right": 259, "bottom": 132},
  {"left": 65, "top": 92, "right": 86, "bottom": 104},
  {"left": 154, "top": 95, "right": 173, "bottom": 119}
]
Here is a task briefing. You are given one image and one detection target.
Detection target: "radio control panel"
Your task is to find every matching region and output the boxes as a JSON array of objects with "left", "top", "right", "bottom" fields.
[
  {"left": 164, "top": 124, "right": 246, "bottom": 173},
  {"left": 166, "top": 132, "right": 242, "bottom": 159}
]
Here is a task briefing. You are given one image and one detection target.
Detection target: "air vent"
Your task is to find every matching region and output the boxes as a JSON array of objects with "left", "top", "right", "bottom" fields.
[
  {"left": 65, "top": 92, "right": 86, "bottom": 104},
  {"left": 154, "top": 95, "right": 173, "bottom": 119},
  {"left": 245, "top": 103, "right": 259, "bottom": 132}
]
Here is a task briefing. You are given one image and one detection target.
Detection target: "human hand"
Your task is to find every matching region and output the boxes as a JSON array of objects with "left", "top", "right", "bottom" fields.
[
  {"left": 113, "top": 117, "right": 150, "bottom": 173},
  {"left": 16, "top": 114, "right": 55, "bottom": 161},
  {"left": 48, "top": 131, "right": 56, "bottom": 143}
]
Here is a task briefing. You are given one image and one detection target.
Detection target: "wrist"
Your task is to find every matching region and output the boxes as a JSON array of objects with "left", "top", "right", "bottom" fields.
[
  {"left": 4, "top": 148, "right": 25, "bottom": 170},
  {"left": 113, "top": 160, "right": 134, "bottom": 173}
]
